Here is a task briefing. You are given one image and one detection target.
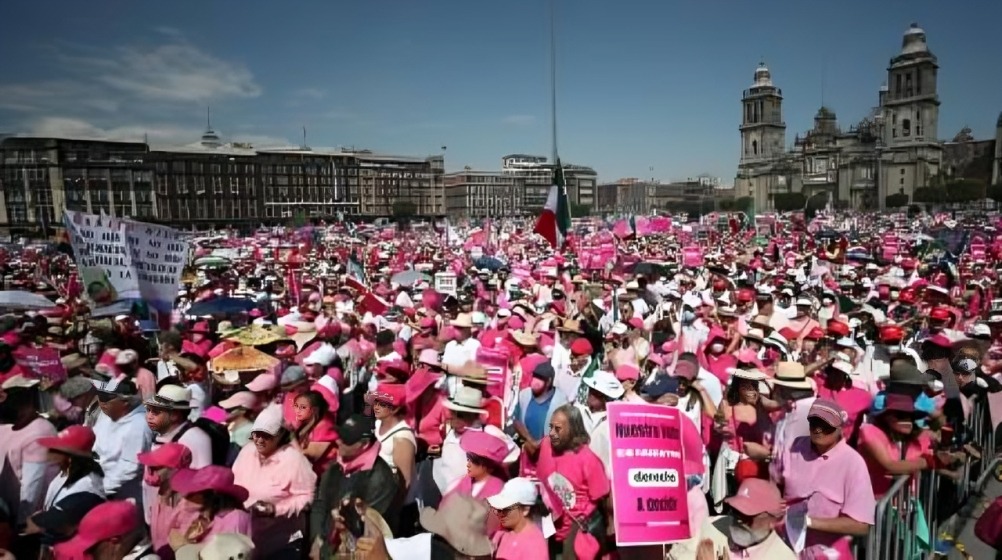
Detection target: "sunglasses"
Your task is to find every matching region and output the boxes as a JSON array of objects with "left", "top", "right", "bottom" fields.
[
  {"left": 492, "top": 505, "right": 519, "bottom": 517},
  {"left": 808, "top": 418, "right": 837, "bottom": 435}
]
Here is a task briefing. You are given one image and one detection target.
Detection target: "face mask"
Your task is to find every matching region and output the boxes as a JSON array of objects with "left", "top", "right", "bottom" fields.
[
  {"left": 682, "top": 311, "right": 696, "bottom": 324},
  {"left": 729, "top": 521, "right": 770, "bottom": 548},
  {"left": 709, "top": 343, "right": 725, "bottom": 354},
  {"left": 530, "top": 377, "right": 547, "bottom": 393},
  {"left": 143, "top": 468, "right": 164, "bottom": 487}
]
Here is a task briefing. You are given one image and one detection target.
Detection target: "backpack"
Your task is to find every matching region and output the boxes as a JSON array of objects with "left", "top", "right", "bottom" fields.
[
  {"left": 975, "top": 495, "right": 1002, "bottom": 548},
  {"left": 173, "top": 418, "right": 233, "bottom": 466}
]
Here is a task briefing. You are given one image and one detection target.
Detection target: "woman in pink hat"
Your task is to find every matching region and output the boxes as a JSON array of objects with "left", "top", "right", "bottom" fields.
[
  {"left": 442, "top": 430, "right": 508, "bottom": 503},
  {"left": 24, "top": 426, "right": 105, "bottom": 540},
  {"left": 367, "top": 384, "right": 417, "bottom": 491},
  {"left": 167, "top": 465, "right": 252, "bottom": 551},
  {"left": 137, "top": 442, "right": 199, "bottom": 557}
]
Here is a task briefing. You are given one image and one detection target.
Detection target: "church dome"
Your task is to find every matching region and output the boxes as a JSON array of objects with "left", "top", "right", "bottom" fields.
[
  {"left": 900, "top": 23, "right": 929, "bottom": 55},
  {"left": 753, "top": 62, "right": 773, "bottom": 87}
]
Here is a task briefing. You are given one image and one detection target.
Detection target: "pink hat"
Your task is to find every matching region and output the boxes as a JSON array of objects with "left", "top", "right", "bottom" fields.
[
  {"left": 417, "top": 349, "right": 442, "bottom": 368},
  {"left": 201, "top": 406, "right": 228, "bottom": 424},
  {"left": 137, "top": 442, "right": 193, "bottom": 469},
  {"left": 170, "top": 465, "right": 250, "bottom": 503},
  {"left": 925, "top": 334, "right": 952, "bottom": 349},
  {"left": 52, "top": 501, "right": 139, "bottom": 560},
  {"left": 365, "top": 382, "right": 407, "bottom": 408},
  {"left": 627, "top": 317, "right": 645, "bottom": 330},
  {"left": 405, "top": 368, "right": 442, "bottom": 404},
  {"left": 245, "top": 372, "right": 278, "bottom": 393},
  {"left": 661, "top": 340, "right": 678, "bottom": 354},
  {"left": 724, "top": 478, "right": 784, "bottom": 517},
  {"left": 673, "top": 361, "right": 698, "bottom": 381},
  {"left": 37, "top": 425, "right": 95, "bottom": 458},
  {"left": 218, "top": 391, "right": 258, "bottom": 411},
  {"left": 808, "top": 398, "right": 848, "bottom": 428},
  {"left": 459, "top": 429, "right": 508, "bottom": 466},
  {"left": 614, "top": 364, "right": 640, "bottom": 382}
]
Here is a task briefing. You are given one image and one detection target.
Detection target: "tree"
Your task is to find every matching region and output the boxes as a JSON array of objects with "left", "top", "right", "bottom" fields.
[
  {"left": 718, "top": 199, "right": 735, "bottom": 211},
  {"left": 988, "top": 184, "right": 1002, "bottom": 206},
  {"left": 391, "top": 200, "right": 417, "bottom": 220},
  {"left": 913, "top": 186, "right": 947, "bottom": 204},
  {"left": 944, "top": 178, "right": 986, "bottom": 204},
  {"left": 734, "top": 196, "right": 754, "bottom": 213},
  {"left": 569, "top": 202, "right": 592, "bottom": 217},
  {"left": 772, "top": 192, "right": 806, "bottom": 212},
  {"left": 885, "top": 193, "right": 909, "bottom": 208}
]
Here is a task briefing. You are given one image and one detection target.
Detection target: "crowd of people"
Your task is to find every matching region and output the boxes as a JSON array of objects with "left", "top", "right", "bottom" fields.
[{"left": 0, "top": 212, "right": 998, "bottom": 560}]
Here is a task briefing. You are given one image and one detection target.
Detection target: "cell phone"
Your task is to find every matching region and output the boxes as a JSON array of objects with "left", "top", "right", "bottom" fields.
[{"left": 340, "top": 500, "right": 365, "bottom": 539}]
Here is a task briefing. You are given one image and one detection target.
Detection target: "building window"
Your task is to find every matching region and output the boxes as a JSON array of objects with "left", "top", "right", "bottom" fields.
[
  {"left": 895, "top": 74, "right": 902, "bottom": 96},
  {"left": 902, "top": 119, "right": 910, "bottom": 136},
  {"left": 916, "top": 68, "right": 922, "bottom": 94},
  {"left": 752, "top": 140, "right": 758, "bottom": 155},
  {"left": 892, "top": 128, "right": 897, "bottom": 138},
  {"left": 900, "top": 178, "right": 904, "bottom": 185}
]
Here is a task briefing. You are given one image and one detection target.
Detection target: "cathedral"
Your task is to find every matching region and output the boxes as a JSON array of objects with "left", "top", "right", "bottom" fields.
[{"left": 735, "top": 23, "right": 1002, "bottom": 212}]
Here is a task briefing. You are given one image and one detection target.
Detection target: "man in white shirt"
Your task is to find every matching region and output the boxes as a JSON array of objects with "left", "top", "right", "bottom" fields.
[
  {"left": 92, "top": 378, "right": 153, "bottom": 507},
  {"left": 432, "top": 388, "right": 519, "bottom": 494},
  {"left": 441, "top": 313, "right": 481, "bottom": 369},
  {"left": 141, "top": 384, "right": 212, "bottom": 522}
]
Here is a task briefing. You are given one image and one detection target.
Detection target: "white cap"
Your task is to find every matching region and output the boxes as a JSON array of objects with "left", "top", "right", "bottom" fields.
[
  {"left": 176, "top": 533, "right": 255, "bottom": 560},
  {"left": 496, "top": 309, "right": 512, "bottom": 319},
  {"left": 970, "top": 323, "right": 992, "bottom": 337},
  {"left": 303, "top": 343, "right": 336, "bottom": 366},
  {"left": 487, "top": 477, "right": 539, "bottom": 510},
  {"left": 831, "top": 360, "right": 854, "bottom": 375},
  {"left": 251, "top": 405, "right": 284, "bottom": 436},
  {"left": 795, "top": 298, "right": 813, "bottom": 307},
  {"left": 1, "top": 374, "right": 40, "bottom": 390},
  {"left": 115, "top": 349, "right": 138, "bottom": 366},
  {"left": 609, "top": 323, "right": 628, "bottom": 336},
  {"left": 582, "top": 370, "right": 625, "bottom": 399}
]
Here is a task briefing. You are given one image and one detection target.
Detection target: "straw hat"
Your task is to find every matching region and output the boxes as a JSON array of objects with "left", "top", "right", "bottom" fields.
[
  {"left": 223, "top": 324, "right": 288, "bottom": 347},
  {"left": 210, "top": 346, "right": 279, "bottom": 373},
  {"left": 443, "top": 386, "right": 487, "bottom": 414},
  {"left": 510, "top": 330, "right": 538, "bottom": 347}
]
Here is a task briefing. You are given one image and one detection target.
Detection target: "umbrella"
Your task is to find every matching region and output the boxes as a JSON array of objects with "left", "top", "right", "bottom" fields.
[
  {"left": 473, "top": 256, "right": 505, "bottom": 272},
  {"left": 390, "top": 270, "right": 431, "bottom": 287},
  {"left": 0, "top": 291, "right": 56, "bottom": 310},
  {"left": 193, "top": 256, "right": 231, "bottom": 269},
  {"left": 210, "top": 346, "right": 279, "bottom": 373},
  {"left": 186, "top": 297, "right": 257, "bottom": 316},
  {"left": 223, "top": 324, "right": 289, "bottom": 346}
]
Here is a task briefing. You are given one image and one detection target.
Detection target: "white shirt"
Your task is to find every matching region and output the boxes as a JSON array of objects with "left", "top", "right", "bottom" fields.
[
  {"left": 385, "top": 533, "right": 432, "bottom": 559},
  {"left": 577, "top": 405, "right": 612, "bottom": 478},
  {"left": 187, "top": 382, "right": 208, "bottom": 422},
  {"left": 374, "top": 419, "right": 417, "bottom": 474},
  {"left": 695, "top": 366, "right": 724, "bottom": 407},
  {"left": 93, "top": 405, "right": 153, "bottom": 500},
  {"left": 442, "top": 337, "right": 480, "bottom": 368},
  {"left": 44, "top": 471, "right": 105, "bottom": 509}
]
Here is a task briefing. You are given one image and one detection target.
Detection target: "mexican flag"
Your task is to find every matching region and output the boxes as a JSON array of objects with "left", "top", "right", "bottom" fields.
[{"left": 534, "top": 158, "right": 572, "bottom": 249}]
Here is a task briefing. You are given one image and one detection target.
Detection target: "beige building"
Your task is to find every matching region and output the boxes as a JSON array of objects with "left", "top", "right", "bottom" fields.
[
  {"left": 501, "top": 154, "right": 597, "bottom": 211},
  {"left": 443, "top": 170, "right": 524, "bottom": 218},
  {"left": 733, "top": 24, "right": 1000, "bottom": 212}
]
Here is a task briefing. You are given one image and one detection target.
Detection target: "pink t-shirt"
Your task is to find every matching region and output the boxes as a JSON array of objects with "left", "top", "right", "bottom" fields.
[
  {"left": 413, "top": 397, "right": 447, "bottom": 449},
  {"left": 546, "top": 443, "right": 610, "bottom": 541},
  {"left": 857, "top": 423, "right": 932, "bottom": 498},
  {"left": 815, "top": 385, "right": 873, "bottom": 443},
  {"left": 493, "top": 521, "right": 549, "bottom": 560},
  {"left": 778, "top": 437, "right": 876, "bottom": 558},
  {"left": 0, "top": 416, "right": 56, "bottom": 477},
  {"left": 306, "top": 416, "right": 339, "bottom": 476},
  {"left": 205, "top": 508, "right": 253, "bottom": 540}
]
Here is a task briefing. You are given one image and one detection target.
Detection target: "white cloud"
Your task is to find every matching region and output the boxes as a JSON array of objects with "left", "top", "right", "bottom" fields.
[
  {"left": 0, "top": 33, "right": 271, "bottom": 146},
  {"left": 502, "top": 114, "right": 536, "bottom": 126},
  {"left": 25, "top": 117, "right": 290, "bottom": 148}
]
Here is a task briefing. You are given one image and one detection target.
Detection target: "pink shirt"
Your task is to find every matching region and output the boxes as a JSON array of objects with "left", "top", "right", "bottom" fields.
[
  {"left": 306, "top": 416, "right": 339, "bottom": 476},
  {"left": 231, "top": 443, "right": 317, "bottom": 556},
  {"left": 135, "top": 367, "right": 158, "bottom": 400},
  {"left": 777, "top": 437, "right": 875, "bottom": 558},
  {"left": 493, "top": 521, "right": 549, "bottom": 560},
  {"left": 539, "top": 441, "right": 610, "bottom": 541},
  {"left": 150, "top": 495, "right": 200, "bottom": 554},
  {"left": 414, "top": 397, "right": 447, "bottom": 448},
  {"left": 857, "top": 423, "right": 932, "bottom": 498},
  {"left": 815, "top": 384, "right": 873, "bottom": 443},
  {"left": 204, "top": 508, "right": 253, "bottom": 540}
]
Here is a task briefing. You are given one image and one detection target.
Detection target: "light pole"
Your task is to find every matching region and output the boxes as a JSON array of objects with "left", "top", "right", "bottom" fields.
[{"left": 874, "top": 115, "right": 885, "bottom": 212}]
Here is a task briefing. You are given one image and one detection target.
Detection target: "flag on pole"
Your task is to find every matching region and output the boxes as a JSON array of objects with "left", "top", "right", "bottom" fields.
[
  {"left": 346, "top": 252, "right": 367, "bottom": 291},
  {"left": 533, "top": 159, "right": 572, "bottom": 249}
]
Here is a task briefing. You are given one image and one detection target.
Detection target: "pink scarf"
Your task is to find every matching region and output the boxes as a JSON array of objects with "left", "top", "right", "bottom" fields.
[{"left": 337, "top": 442, "right": 380, "bottom": 474}]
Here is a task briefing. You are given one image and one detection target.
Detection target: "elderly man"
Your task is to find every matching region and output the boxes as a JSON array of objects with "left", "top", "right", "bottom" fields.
[
  {"left": 58, "top": 376, "right": 101, "bottom": 428},
  {"left": 773, "top": 399, "right": 875, "bottom": 559},
  {"left": 92, "top": 378, "right": 152, "bottom": 506},
  {"left": 672, "top": 478, "right": 796, "bottom": 560}
]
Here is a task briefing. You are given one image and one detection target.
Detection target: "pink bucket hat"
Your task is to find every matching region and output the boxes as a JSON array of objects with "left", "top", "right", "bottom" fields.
[{"left": 459, "top": 429, "right": 508, "bottom": 466}]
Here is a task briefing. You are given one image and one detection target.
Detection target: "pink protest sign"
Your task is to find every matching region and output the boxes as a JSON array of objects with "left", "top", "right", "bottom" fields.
[
  {"left": 607, "top": 402, "right": 691, "bottom": 546},
  {"left": 13, "top": 347, "right": 68, "bottom": 384}
]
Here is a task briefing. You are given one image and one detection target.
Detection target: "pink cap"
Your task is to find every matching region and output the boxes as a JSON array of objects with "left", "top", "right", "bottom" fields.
[
  {"left": 724, "top": 478, "right": 784, "bottom": 517},
  {"left": 53, "top": 501, "right": 140, "bottom": 560},
  {"left": 459, "top": 429, "right": 508, "bottom": 465},
  {"left": 137, "top": 442, "right": 193, "bottom": 469},
  {"left": 614, "top": 364, "right": 640, "bottom": 382},
  {"left": 218, "top": 391, "right": 258, "bottom": 411},
  {"left": 245, "top": 372, "right": 278, "bottom": 393}
]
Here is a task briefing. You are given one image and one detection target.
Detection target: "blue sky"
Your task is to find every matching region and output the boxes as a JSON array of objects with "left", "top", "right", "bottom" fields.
[{"left": 1, "top": 1, "right": 1000, "bottom": 183}]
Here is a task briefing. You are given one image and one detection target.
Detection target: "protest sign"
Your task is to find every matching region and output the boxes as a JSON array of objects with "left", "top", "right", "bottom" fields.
[
  {"left": 64, "top": 210, "right": 188, "bottom": 327},
  {"left": 607, "top": 402, "right": 691, "bottom": 546},
  {"left": 13, "top": 347, "right": 67, "bottom": 384}
]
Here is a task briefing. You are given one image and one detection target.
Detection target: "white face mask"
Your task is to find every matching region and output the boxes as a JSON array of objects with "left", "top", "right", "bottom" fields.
[{"left": 709, "top": 343, "right": 725, "bottom": 354}]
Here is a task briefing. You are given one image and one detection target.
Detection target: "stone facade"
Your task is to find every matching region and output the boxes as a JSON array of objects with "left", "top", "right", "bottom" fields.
[{"left": 735, "top": 23, "right": 1000, "bottom": 212}]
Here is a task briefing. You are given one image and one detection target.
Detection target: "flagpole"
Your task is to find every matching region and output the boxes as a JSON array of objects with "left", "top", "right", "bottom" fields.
[{"left": 549, "top": 0, "right": 559, "bottom": 163}]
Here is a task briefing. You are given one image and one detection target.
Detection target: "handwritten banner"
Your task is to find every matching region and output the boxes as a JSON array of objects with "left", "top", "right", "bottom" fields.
[
  {"left": 64, "top": 210, "right": 188, "bottom": 327},
  {"left": 607, "top": 402, "right": 691, "bottom": 546},
  {"left": 13, "top": 347, "right": 67, "bottom": 384}
]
